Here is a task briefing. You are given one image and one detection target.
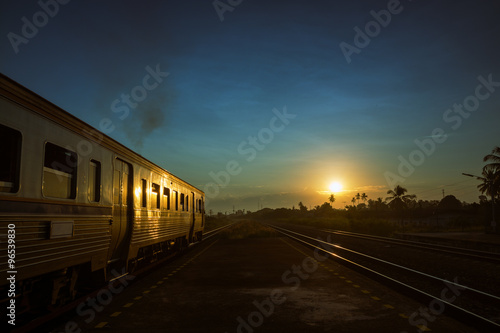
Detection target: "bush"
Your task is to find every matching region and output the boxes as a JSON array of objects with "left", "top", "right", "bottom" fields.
[{"left": 204, "top": 215, "right": 232, "bottom": 231}]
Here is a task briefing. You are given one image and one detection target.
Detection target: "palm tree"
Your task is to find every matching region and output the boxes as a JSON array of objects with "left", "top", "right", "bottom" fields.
[
  {"left": 386, "top": 185, "right": 416, "bottom": 225},
  {"left": 355, "top": 192, "right": 361, "bottom": 205},
  {"left": 483, "top": 146, "right": 500, "bottom": 173},
  {"left": 386, "top": 185, "right": 416, "bottom": 209},
  {"left": 476, "top": 168, "right": 499, "bottom": 232},
  {"left": 361, "top": 193, "right": 368, "bottom": 203},
  {"left": 477, "top": 169, "right": 499, "bottom": 198},
  {"left": 481, "top": 146, "right": 500, "bottom": 232},
  {"left": 351, "top": 197, "right": 356, "bottom": 206},
  {"left": 328, "top": 194, "right": 335, "bottom": 207}
]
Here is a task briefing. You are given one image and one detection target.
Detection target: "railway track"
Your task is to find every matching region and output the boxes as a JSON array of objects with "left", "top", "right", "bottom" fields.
[
  {"left": 202, "top": 222, "right": 239, "bottom": 240},
  {"left": 267, "top": 223, "right": 500, "bottom": 332},
  {"left": 322, "top": 229, "right": 500, "bottom": 263}
]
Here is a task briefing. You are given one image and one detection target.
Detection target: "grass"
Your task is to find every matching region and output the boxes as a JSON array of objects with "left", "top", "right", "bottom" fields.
[
  {"left": 273, "top": 216, "right": 396, "bottom": 236},
  {"left": 204, "top": 215, "right": 233, "bottom": 231},
  {"left": 206, "top": 213, "right": 488, "bottom": 240}
]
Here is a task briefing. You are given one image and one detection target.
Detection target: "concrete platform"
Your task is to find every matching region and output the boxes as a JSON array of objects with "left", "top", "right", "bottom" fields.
[{"left": 49, "top": 236, "right": 479, "bottom": 333}]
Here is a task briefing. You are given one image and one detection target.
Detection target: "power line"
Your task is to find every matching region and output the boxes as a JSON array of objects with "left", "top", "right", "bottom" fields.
[
  {"left": 412, "top": 178, "right": 476, "bottom": 198},
  {"left": 414, "top": 181, "right": 480, "bottom": 201}
]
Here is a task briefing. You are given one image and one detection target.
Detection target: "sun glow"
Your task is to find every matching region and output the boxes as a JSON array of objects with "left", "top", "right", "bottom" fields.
[{"left": 329, "top": 181, "right": 343, "bottom": 193}]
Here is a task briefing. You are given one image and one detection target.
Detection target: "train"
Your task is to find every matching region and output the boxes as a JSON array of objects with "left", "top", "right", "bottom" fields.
[{"left": 0, "top": 73, "right": 204, "bottom": 311}]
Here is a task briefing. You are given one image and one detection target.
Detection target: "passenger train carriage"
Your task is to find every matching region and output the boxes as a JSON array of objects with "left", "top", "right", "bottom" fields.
[{"left": 0, "top": 73, "right": 204, "bottom": 309}]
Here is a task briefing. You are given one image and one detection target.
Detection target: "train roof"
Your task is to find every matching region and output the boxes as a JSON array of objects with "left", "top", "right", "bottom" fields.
[{"left": 0, "top": 72, "right": 203, "bottom": 194}]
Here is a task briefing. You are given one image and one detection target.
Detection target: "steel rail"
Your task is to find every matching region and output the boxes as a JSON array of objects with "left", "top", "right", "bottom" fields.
[
  {"left": 323, "top": 229, "right": 500, "bottom": 263},
  {"left": 268, "top": 224, "right": 500, "bottom": 330},
  {"left": 271, "top": 224, "right": 500, "bottom": 300},
  {"left": 202, "top": 222, "right": 238, "bottom": 240}
]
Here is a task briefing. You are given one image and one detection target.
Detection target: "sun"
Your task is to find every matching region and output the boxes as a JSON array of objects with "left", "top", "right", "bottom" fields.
[{"left": 329, "top": 181, "right": 343, "bottom": 193}]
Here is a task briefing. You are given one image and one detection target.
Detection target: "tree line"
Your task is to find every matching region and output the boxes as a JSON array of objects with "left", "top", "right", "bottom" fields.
[{"left": 294, "top": 146, "right": 499, "bottom": 231}]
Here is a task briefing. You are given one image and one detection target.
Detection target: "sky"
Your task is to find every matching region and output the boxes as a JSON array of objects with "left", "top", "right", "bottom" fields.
[{"left": 1, "top": 0, "right": 499, "bottom": 213}]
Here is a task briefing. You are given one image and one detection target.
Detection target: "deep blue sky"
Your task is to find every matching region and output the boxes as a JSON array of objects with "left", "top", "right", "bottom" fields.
[{"left": 1, "top": 0, "right": 499, "bottom": 213}]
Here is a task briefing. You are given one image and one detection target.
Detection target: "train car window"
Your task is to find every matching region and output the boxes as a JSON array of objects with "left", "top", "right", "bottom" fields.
[
  {"left": 163, "top": 187, "right": 170, "bottom": 210},
  {"left": 152, "top": 183, "right": 160, "bottom": 209},
  {"left": 141, "top": 179, "right": 147, "bottom": 208},
  {"left": 186, "top": 195, "right": 189, "bottom": 212},
  {"left": 89, "top": 160, "right": 101, "bottom": 202},
  {"left": 174, "top": 190, "right": 178, "bottom": 211},
  {"left": 0, "top": 124, "right": 21, "bottom": 193},
  {"left": 180, "top": 193, "right": 185, "bottom": 211},
  {"left": 43, "top": 142, "right": 77, "bottom": 199}
]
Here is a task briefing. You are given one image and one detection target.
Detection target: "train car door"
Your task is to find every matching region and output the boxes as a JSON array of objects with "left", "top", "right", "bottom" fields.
[
  {"left": 109, "top": 159, "right": 133, "bottom": 265},
  {"left": 189, "top": 192, "right": 196, "bottom": 242}
]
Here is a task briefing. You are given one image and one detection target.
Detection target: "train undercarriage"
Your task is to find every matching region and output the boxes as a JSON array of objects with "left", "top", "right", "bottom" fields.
[{"left": 1, "top": 233, "right": 202, "bottom": 317}]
